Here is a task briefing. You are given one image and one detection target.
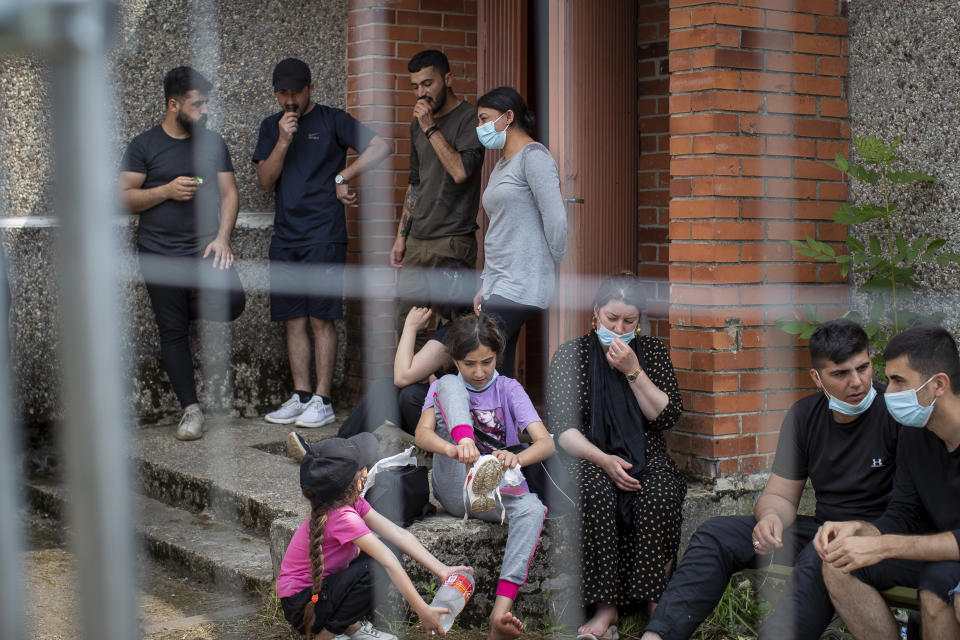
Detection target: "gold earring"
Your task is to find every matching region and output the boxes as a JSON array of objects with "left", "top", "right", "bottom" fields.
[
  {"left": 634, "top": 325, "right": 641, "bottom": 337},
  {"left": 591, "top": 316, "right": 597, "bottom": 331}
]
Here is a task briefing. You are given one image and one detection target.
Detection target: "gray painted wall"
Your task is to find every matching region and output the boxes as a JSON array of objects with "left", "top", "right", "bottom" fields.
[
  {"left": 1, "top": 0, "right": 349, "bottom": 425},
  {"left": 847, "top": 1, "right": 960, "bottom": 324}
]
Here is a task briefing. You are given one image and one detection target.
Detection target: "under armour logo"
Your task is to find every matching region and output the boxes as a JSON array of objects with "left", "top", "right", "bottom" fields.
[{"left": 871, "top": 458, "right": 884, "bottom": 467}]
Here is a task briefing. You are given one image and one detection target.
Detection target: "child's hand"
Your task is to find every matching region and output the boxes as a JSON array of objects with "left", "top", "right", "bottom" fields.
[
  {"left": 438, "top": 565, "right": 473, "bottom": 583},
  {"left": 418, "top": 604, "right": 451, "bottom": 636},
  {"left": 454, "top": 438, "right": 480, "bottom": 465},
  {"left": 493, "top": 449, "right": 520, "bottom": 469},
  {"left": 405, "top": 306, "right": 434, "bottom": 331}
]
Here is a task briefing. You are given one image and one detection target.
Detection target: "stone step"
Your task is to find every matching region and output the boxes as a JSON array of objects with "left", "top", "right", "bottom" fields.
[
  {"left": 130, "top": 416, "right": 340, "bottom": 534},
  {"left": 27, "top": 478, "right": 274, "bottom": 595}
]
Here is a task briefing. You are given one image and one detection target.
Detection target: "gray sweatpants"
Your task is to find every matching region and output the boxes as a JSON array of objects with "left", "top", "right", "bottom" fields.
[{"left": 430, "top": 375, "right": 546, "bottom": 598}]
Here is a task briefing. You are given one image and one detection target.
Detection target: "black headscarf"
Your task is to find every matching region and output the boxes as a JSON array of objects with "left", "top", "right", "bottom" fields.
[{"left": 587, "top": 332, "right": 648, "bottom": 526}]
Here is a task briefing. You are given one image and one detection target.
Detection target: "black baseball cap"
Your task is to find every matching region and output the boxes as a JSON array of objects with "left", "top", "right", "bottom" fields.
[
  {"left": 299, "top": 433, "right": 378, "bottom": 507},
  {"left": 272, "top": 58, "right": 311, "bottom": 92}
]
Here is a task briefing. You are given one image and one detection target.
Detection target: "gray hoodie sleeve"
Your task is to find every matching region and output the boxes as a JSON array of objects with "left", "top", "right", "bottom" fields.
[{"left": 523, "top": 145, "right": 568, "bottom": 263}]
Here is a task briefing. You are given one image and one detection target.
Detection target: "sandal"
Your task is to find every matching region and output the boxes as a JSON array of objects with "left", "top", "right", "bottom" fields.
[{"left": 576, "top": 625, "right": 619, "bottom": 640}]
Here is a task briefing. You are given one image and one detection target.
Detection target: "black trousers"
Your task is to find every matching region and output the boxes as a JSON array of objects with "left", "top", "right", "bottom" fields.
[
  {"left": 481, "top": 294, "right": 541, "bottom": 378},
  {"left": 281, "top": 553, "right": 378, "bottom": 636},
  {"left": 337, "top": 378, "right": 428, "bottom": 438},
  {"left": 140, "top": 251, "right": 245, "bottom": 408},
  {"left": 645, "top": 515, "right": 833, "bottom": 640}
]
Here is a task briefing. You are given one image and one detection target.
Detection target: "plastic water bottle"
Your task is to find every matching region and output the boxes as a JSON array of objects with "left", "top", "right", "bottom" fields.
[{"left": 430, "top": 569, "right": 475, "bottom": 632}]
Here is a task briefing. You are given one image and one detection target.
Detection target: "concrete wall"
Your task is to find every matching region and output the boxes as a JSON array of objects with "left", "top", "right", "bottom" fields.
[
  {"left": 847, "top": 0, "right": 960, "bottom": 325},
  {"left": 1, "top": 0, "right": 351, "bottom": 425}
]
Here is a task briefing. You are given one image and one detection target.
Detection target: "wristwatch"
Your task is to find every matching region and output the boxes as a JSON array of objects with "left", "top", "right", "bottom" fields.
[
  {"left": 626, "top": 366, "right": 644, "bottom": 382},
  {"left": 334, "top": 174, "right": 346, "bottom": 184}
]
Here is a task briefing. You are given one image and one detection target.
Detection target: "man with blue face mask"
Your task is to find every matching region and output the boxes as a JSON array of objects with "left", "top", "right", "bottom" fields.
[
  {"left": 642, "top": 319, "right": 899, "bottom": 640},
  {"left": 816, "top": 325, "right": 960, "bottom": 640}
]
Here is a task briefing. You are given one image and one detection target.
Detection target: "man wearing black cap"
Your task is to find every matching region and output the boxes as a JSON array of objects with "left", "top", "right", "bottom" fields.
[
  {"left": 255, "top": 58, "right": 390, "bottom": 428},
  {"left": 120, "top": 66, "right": 246, "bottom": 441}
]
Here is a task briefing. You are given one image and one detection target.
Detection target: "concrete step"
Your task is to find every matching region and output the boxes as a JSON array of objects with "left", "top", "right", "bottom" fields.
[
  {"left": 130, "top": 416, "right": 341, "bottom": 534},
  {"left": 27, "top": 477, "right": 274, "bottom": 595}
]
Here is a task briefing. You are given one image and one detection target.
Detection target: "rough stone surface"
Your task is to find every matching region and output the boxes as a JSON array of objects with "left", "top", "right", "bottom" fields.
[
  {"left": 1, "top": 1, "right": 351, "bottom": 424},
  {"left": 847, "top": 1, "right": 960, "bottom": 325}
]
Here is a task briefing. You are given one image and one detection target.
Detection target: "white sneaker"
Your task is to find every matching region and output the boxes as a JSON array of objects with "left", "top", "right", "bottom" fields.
[
  {"left": 294, "top": 395, "right": 336, "bottom": 428},
  {"left": 286, "top": 431, "right": 309, "bottom": 463},
  {"left": 175, "top": 407, "right": 206, "bottom": 441},
  {"left": 265, "top": 394, "right": 308, "bottom": 424},
  {"left": 348, "top": 621, "right": 397, "bottom": 640}
]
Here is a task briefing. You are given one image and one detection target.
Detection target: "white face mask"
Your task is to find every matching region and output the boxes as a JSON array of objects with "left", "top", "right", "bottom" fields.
[
  {"left": 814, "top": 371, "right": 876, "bottom": 416},
  {"left": 884, "top": 376, "right": 938, "bottom": 428}
]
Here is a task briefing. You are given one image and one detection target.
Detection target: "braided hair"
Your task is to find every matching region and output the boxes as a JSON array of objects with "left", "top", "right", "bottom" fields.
[{"left": 300, "top": 473, "right": 363, "bottom": 639}]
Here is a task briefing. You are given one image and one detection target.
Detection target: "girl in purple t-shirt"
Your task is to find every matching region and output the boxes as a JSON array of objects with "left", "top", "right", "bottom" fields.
[
  {"left": 414, "top": 313, "right": 557, "bottom": 640},
  {"left": 278, "top": 432, "right": 470, "bottom": 640}
]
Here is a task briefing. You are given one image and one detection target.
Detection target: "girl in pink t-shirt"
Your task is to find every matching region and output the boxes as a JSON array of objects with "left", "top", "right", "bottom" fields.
[{"left": 278, "top": 432, "right": 470, "bottom": 640}]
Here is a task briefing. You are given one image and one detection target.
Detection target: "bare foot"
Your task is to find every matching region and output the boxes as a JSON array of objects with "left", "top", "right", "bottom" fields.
[
  {"left": 577, "top": 603, "right": 618, "bottom": 637},
  {"left": 488, "top": 611, "right": 523, "bottom": 640}
]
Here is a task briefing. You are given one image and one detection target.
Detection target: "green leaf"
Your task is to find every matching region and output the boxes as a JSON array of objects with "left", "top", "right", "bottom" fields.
[
  {"left": 888, "top": 170, "right": 935, "bottom": 184},
  {"left": 862, "top": 276, "right": 893, "bottom": 292},
  {"left": 776, "top": 318, "right": 813, "bottom": 335},
  {"left": 833, "top": 153, "right": 850, "bottom": 173},
  {"left": 869, "top": 235, "right": 882, "bottom": 255},
  {"left": 895, "top": 236, "right": 908, "bottom": 255},
  {"left": 911, "top": 236, "right": 927, "bottom": 251},
  {"left": 847, "top": 237, "right": 865, "bottom": 252}
]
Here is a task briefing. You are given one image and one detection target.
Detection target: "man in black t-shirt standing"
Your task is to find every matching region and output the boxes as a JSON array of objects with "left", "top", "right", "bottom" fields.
[
  {"left": 641, "top": 319, "right": 899, "bottom": 640},
  {"left": 390, "top": 50, "right": 484, "bottom": 337},
  {"left": 817, "top": 325, "right": 960, "bottom": 640},
  {"left": 254, "top": 58, "right": 389, "bottom": 429},
  {"left": 120, "top": 66, "right": 245, "bottom": 441}
]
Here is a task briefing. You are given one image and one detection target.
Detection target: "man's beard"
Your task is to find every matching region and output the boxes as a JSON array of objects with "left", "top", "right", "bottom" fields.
[
  {"left": 178, "top": 111, "right": 207, "bottom": 135},
  {"left": 430, "top": 82, "right": 447, "bottom": 114}
]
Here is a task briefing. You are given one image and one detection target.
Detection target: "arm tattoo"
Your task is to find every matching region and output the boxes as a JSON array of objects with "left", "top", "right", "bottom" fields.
[
  {"left": 400, "top": 211, "right": 413, "bottom": 237},
  {"left": 404, "top": 185, "right": 419, "bottom": 213}
]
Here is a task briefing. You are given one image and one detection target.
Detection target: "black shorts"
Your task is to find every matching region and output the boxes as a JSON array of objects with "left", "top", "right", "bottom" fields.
[
  {"left": 269, "top": 242, "right": 346, "bottom": 321},
  {"left": 854, "top": 557, "right": 960, "bottom": 603}
]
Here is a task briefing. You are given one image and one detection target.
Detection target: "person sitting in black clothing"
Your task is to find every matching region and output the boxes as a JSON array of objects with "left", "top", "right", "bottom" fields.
[
  {"left": 286, "top": 305, "right": 457, "bottom": 462},
  {"left": 816, "top": 325, "right": 960, "bottom": 640},
  {"left": 641, "top": 319, "right": 900, "bottom": 640}
]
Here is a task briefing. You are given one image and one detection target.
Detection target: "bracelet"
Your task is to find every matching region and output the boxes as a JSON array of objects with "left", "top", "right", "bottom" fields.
[
  {"left": 424, "top": 125, "right": 439, "bottom": 139},
  {"left": 626, "top": 366, "right": 644, "bottom": 382}
]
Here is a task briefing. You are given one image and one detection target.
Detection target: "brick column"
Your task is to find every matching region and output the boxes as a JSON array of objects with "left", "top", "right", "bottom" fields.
[
  {"left": 638, "top": 0, "right": 672, "bottom": 342},
  {"left": 667, "top": 0, "right": 850, "bottom": 476},
  {"left": 345, "top": 0, "right": 477, "bottom": 399}
]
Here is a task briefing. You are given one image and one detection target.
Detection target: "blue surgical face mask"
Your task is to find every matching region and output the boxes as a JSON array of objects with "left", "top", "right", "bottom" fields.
[
  {"left": 459, "top": 370, "right": 499, "bottom": 392},
  {"left": 476, "top": 113, "right": 508, "bottom": 149},
  {"left": 884, "top": 375, "right": 937, "bottom": 428},
  {"left": 596, "top": 322, "right": 635, "bottom": 348},
  {"left": 814, "top": 371, "right": 876, "bottom": 416}
]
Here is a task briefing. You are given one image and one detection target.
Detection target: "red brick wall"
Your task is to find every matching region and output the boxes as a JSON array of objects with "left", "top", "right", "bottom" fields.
[
  {"left": 667, "top": 0, "right": 850, "bottom": 476},
  {"left": 344, "top": 0, "right": 477, "bottom": 398},
  {"left": 638, "top": 0, "right": 671, "bottom": 341}
]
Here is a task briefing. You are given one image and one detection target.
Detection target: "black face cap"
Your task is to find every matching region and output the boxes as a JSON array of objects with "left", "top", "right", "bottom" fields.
[
  {"left": 299, "top": 433, "right": 378, "bottom": 507},
  {"left": 272, "top": 57, "right": 311, "bottom": 92}
]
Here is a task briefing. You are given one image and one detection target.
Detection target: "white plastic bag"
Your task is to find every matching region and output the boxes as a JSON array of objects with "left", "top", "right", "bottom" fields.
[{"left": 361, "top": 446, "right": 418, "bottom": 498}]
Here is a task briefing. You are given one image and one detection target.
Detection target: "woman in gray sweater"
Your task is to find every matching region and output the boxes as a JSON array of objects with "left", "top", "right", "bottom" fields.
[{"left": 474, "top": 86, "right": 567, "bottom": 377}]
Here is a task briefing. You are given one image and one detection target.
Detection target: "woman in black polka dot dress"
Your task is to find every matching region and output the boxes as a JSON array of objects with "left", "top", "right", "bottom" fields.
[{"left": 546, "top": 273, "right": 685, "bottom": 639}]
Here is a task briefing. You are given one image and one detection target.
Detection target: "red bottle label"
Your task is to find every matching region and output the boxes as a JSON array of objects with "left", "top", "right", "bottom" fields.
[{"left": 444, "top": 573, "right": 475, "bottom": 602}]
